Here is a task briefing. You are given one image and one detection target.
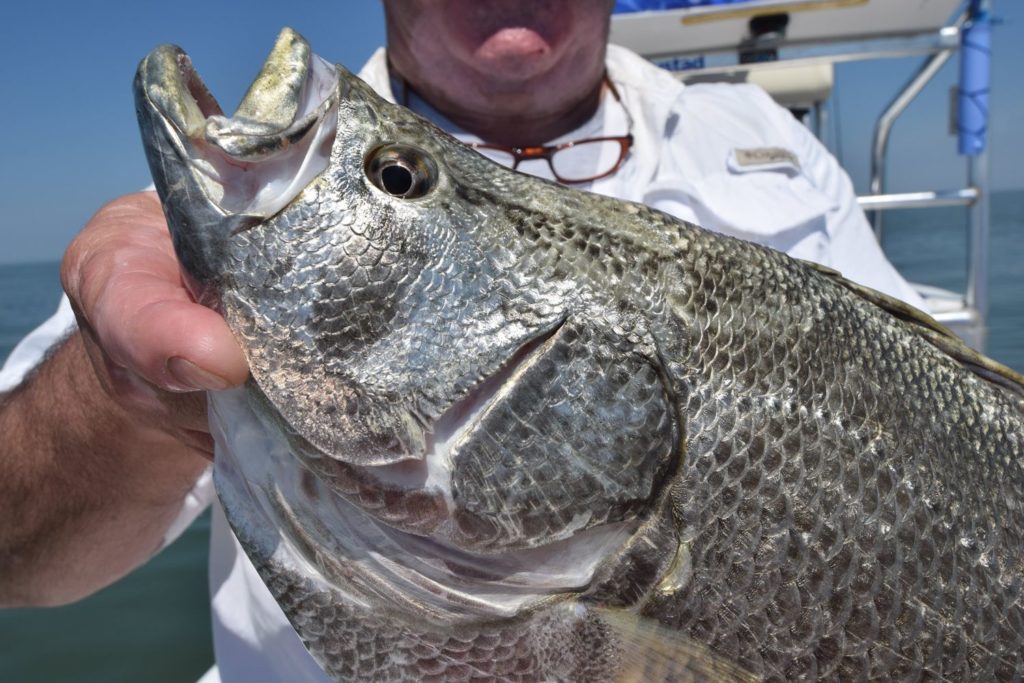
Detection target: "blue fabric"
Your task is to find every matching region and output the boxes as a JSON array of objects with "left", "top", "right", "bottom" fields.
[
  {"left": 613, "top": 0, "right": 749, "bottom": 13},
  {"left": 958, "top": 0, "right": 991, "bottom": 156}
]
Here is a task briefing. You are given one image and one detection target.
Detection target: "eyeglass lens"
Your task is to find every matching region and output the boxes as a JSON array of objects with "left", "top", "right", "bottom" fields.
[
  {"left": 474, "top": 139, "right": 628, "bottom": 183},
  {"left": 550, "top": 139, "right": 627, "bottom": 182}
]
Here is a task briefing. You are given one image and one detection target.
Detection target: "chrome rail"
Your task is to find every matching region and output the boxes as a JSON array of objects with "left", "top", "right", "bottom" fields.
[
  {"left": 659, "top": 27, "right": 961, "bottom": 77},
  {"left": 868, "top": 8, "right": 970, "bottom": 240},
  {"left": 967, "top": 151, "right": 990, "bottom": 322},
  {"left": 857, "top": 187, "right": 978, "bottom": 211},
  {"left": 861, "top": 4, "right": 990, "bottom": 350},
  {"left": 867, "top": 48, "right": 957, "bottom": 239}
]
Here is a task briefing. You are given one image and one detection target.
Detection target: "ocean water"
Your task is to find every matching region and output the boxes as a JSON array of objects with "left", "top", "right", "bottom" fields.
[
  {"left": 881, "top": 189, "right": 1024, "bottom": 373},
  {"left": 0, "top": 190, "right": 1021, "bottom": 682}
]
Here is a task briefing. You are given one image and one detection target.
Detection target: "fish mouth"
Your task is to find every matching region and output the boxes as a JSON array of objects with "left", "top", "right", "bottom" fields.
[
  {"left": 134, "top": 27, "right": 340, "bottom": 282},
  {"left": 137, "top": 27, "right": 338, "bottom": 217}
]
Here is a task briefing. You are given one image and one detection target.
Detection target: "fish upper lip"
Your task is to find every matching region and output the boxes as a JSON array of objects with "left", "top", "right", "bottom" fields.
[{"left": 137, "top": 30, "right": 339, "bottom": 221}]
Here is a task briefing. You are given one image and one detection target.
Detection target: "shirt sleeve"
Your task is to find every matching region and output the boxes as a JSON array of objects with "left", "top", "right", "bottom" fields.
[
  {"left": 0, "top": 295, "right": 77, "bottom": 392},
  {"left": 159, "top": 467, "right": 216, "bottom": 551},
  {"left": 763, "top": 89, "right": 928, "bottom": 311}
]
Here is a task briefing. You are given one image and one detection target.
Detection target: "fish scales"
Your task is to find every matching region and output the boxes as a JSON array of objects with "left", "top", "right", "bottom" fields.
[{"left": 136, "top": 28, "right": 1024, "bottom": 682}]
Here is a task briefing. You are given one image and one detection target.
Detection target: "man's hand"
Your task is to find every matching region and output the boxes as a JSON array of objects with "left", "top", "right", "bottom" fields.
[
  {"left": 0, "top": 191, "right": 247, "bottom": 606},
  {"left": 60, "top": 191, "right": 249, "bottom": 459}
]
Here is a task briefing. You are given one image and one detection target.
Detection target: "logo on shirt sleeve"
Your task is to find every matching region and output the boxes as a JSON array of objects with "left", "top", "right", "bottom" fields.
[{"left": 729, "top": 147, "right": 801, "bottom": 173}]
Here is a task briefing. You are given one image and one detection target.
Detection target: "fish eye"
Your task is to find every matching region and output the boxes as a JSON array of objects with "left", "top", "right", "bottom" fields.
[{"left": 365, "top": 144, "right": 437, "bottom": 199}]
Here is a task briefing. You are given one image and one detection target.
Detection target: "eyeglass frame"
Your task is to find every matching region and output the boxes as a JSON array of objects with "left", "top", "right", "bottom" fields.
[{"left": 398, "top": 72, "right": 634, "bottom": 185}]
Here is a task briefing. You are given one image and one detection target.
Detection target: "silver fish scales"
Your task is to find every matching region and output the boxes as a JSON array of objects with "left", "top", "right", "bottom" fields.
[{"left": 135, "top": 28, "right": 1024, "bottom": 682}]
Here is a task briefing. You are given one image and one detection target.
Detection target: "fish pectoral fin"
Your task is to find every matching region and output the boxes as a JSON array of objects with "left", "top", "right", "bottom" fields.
[
  {"left": 801, "top": 259, "right": 1024, "bottom": 400},
  {"left": 589, "top": 605, "right": 760, "bottom": 683}
]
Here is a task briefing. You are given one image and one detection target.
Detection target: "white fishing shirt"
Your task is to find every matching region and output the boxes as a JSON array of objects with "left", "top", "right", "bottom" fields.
[{"left": 1, "top": 45, "right": 926, "bottom": 683}]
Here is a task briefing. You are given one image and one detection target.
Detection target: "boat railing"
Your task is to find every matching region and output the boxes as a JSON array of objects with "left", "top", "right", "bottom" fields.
[
  {"left": 860, "top": 2, "right": 989, "bottom": 350},
  {"left": 610, "top": 0, "right": 992, "bottom": 349}
]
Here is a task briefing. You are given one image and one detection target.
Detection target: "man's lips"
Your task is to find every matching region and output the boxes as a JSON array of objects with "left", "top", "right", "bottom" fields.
[{"left": 460, "top": 26, "right": 560, "bottom": 82}]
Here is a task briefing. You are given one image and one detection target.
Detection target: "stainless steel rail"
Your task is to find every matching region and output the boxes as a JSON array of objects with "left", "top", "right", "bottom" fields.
[
  {"left": 867, "top": 48, "right": 957, "bottom": 239},
  {"left": 967, "top": 151, "right": 990, "bottom": 323},
  {"left": 660, "top": 27, "right": 962, "bottom": 77},
  {"left": 862, "top": 6, "right": 989, "bottom": 349},
  {"left": 867, "top": 8, "right": 970, "bottom": 240},
  {"left": 857, "top": 187, "right": 978, "bottom": 211}
]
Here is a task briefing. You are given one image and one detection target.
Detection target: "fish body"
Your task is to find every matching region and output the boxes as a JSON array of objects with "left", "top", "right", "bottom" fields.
[{"left": 135, "top": 29, "right": 1024, "bottom": 681}]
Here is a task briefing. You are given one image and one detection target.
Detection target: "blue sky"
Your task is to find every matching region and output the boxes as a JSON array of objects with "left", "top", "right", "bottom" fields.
[{"left": 0, "top": 1, "right": 1021, "bottom": 265}]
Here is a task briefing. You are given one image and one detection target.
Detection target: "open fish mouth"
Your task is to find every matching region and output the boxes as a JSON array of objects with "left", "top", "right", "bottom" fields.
[{"left": 134, "top": 28, "right": 339, "bottom": 282}]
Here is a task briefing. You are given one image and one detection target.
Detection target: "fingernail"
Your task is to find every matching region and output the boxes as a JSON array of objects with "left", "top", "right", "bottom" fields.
[{"left": 166, "top": 357, "right": 232, "bottom": 391}]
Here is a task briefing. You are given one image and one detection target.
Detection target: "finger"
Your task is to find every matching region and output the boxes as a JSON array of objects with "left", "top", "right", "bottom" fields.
[
  {"left": 63, "top": 193, "right": 249, "bottom": 392},
  {"left": 99, "top": 289, "right": 247, "bottom": 392}
]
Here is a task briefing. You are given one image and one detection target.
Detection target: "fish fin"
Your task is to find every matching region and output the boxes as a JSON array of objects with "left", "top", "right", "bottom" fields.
[
  {"left": 801, "top": 260, "right": 1024, "bottom": 399},
  {"left": 588, "top": 605, "right": 760, "bottom": 682}
]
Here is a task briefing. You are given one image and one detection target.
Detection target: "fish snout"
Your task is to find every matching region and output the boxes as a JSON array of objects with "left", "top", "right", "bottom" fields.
[{"left": 133, "top": 28, "right": 338, "bottom": 285}]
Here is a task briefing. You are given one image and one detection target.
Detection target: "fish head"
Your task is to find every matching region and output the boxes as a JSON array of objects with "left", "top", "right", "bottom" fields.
[{"left": 136, "top": 28, "right": 680, "bottom": 621}]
